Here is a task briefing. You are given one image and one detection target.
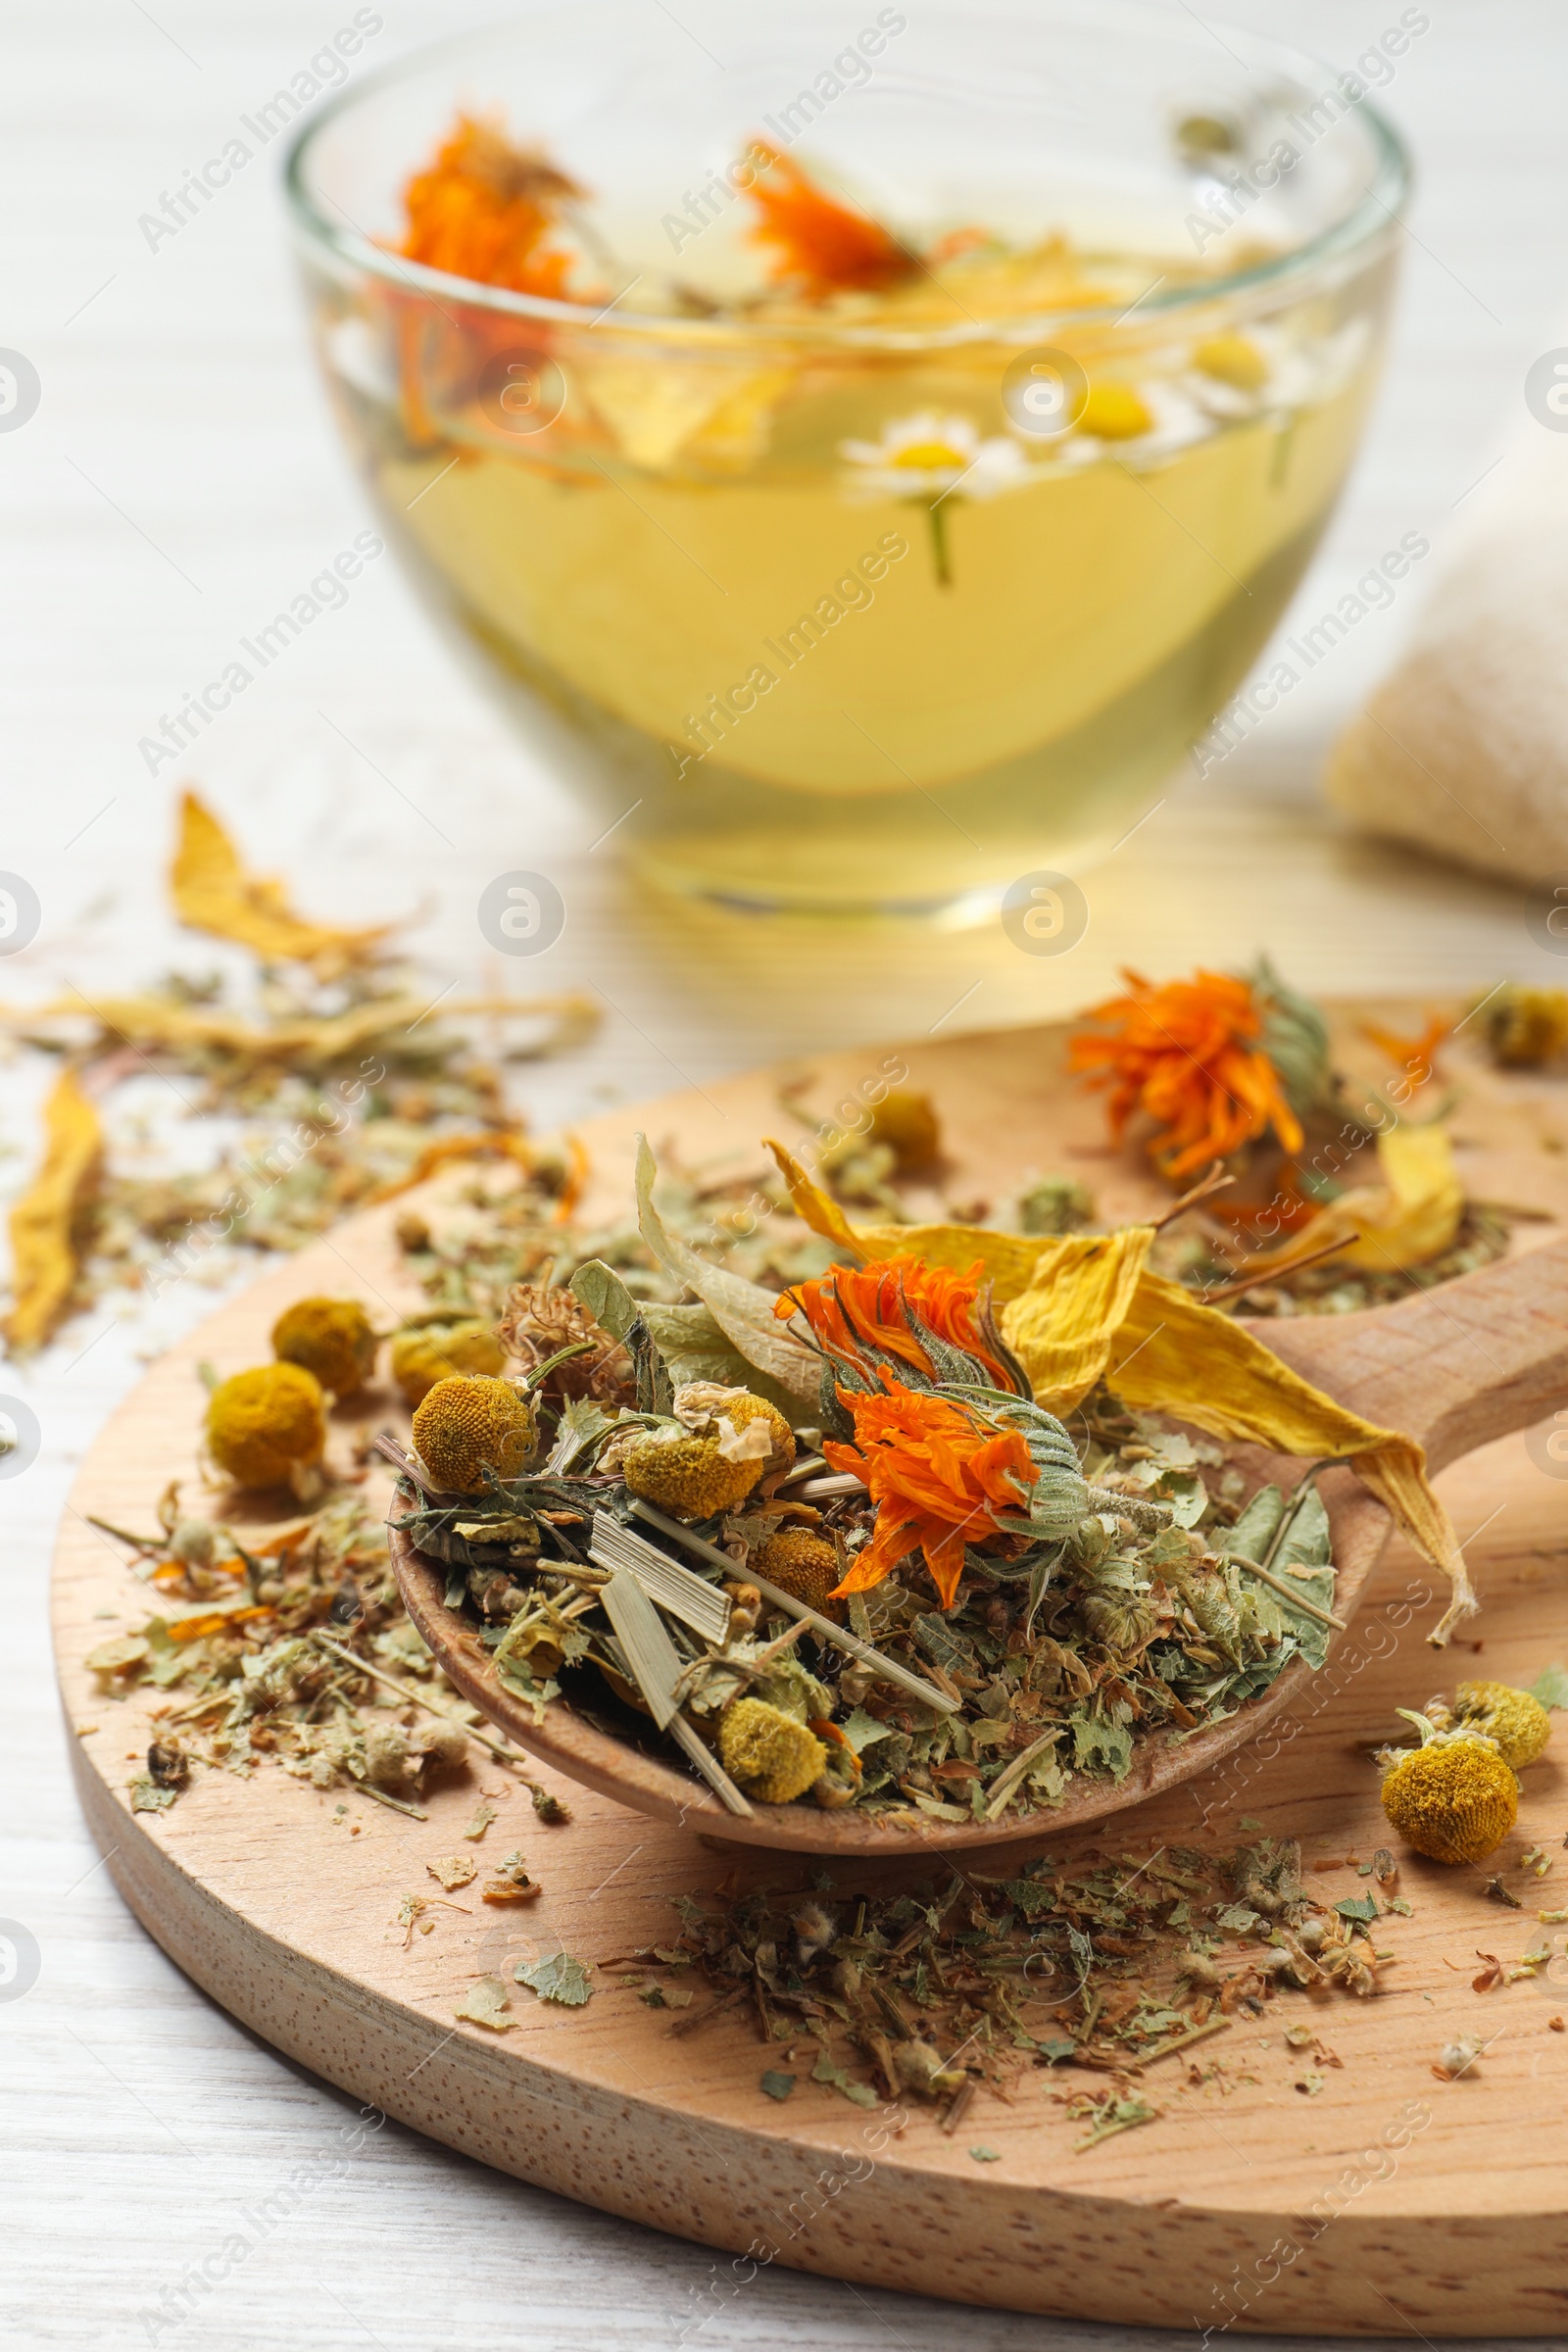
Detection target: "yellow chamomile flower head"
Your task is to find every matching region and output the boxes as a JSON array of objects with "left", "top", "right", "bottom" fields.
[
  {"left": 1446, "top": 1680, "right": 1553, "bottom": 1771},
  {"left": 751, "top": 1528, "right": 843, "bottom": 1617},
  {"left": 718, "top": 1696, "right": 827, "bottom": 1804},
  {"left": 1380, "top": 1715, "right": 1518, "bottom": 1865},
  {"left": 1478, "top": 984, "right": 1568, "bottom": 1070},
  {"left": 206, "top": 1361, "right": 327, "bottom": 1492},
  {"left": 865, "top": 1087, "right": 942, "bottom": 1171},
  {"left": 271, "top": 1296, "right": 378, "bottom": 1398},
  {"left": 620, "top": 1385, "right": 794, "bottom": 1523},
  {"left": 391, "top": 1318, "right": 506, "bottom": 1406},
  {"left": 411, "top": 1374, "right": 536, "bottom": 1494}
]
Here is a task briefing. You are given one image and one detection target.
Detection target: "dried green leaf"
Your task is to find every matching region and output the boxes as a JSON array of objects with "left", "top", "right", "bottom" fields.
[
  {"left": 760, "top": 2070, "right": 796, "bottom": 2101},
  {"left": 515, "top": 1948, "right": 594, "bottom": 2007},
  {"left": 1530, "top": 1663, "right": 1568, "bottom": 1711},
  {"left": 1335, "top": 1894, "right": 1379, "bottom": 1924},
  {"left": 809, "top": 2048, "right": 879, "bottom": 2108},
  {"left": 633, "top": 1136, "right": 819, "bottom": 1401},
  {"left": 638, "top": 1298, "right": 810, "bottom": 1426},
  {"left": 567, "top": 1259, "right": 640, "bottom": 1345},
  {"left": 1073, "top": 2093, "right": 1157, "bottom": 2151}
]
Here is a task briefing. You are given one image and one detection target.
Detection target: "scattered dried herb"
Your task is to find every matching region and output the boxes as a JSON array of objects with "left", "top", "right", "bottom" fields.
[
  {"left": 633, "top": 1834, "right": 1387, "bottom": 2139},
  {"left": 2, "top": 792, "right": 594, "bottom": 1353}
]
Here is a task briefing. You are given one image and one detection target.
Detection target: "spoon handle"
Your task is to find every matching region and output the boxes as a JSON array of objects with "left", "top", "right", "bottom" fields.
[{"left": 1243, "top": 1232, "right": 1568, "bottom": 1472}]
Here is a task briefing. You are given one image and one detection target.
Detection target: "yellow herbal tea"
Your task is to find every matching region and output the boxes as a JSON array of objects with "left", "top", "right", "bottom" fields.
[{"left": 291, "top": 13, "right": 1408, "bottom": 915}]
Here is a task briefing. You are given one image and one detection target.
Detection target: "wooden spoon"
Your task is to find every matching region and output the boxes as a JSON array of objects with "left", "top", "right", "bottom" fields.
[{"left": 390, "top": 1235, "right": 1568, "bottom": 1852}]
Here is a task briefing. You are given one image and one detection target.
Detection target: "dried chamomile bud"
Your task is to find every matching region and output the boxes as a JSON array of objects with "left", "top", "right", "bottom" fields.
[
  {"left": 717, "top": 1697, "right": 825, "bottom": 1804},
  {"left": 271, "top": 1296, "right": 378, "bottom": 1398},
  {"left": 1447, "top": 1680, "right": 1552, "bottom": 1771},
  {"left": 412, "top": 1375, "right": 536, "bottom": 1494},
  {"left": 1381, "top": 1718, "right": 1517, "bottom": 1864},
  {"left": 206, "top": 1362, "right": 326, "bottom": 1493}
]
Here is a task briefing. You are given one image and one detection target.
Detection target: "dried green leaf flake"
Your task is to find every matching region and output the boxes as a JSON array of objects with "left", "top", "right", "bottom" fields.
[
  {"left": 810, "top": 2048, "right": 880, "bottom": 2108},
  {"left": 515, "top": 1948, "right": 594, "bottom": 2007},
  {"left": 1530, "top": 1663, "right": 1568, "bottom": 1711},
  {"left": 760, "top": 2070, "right": 796, "bottom": 2101}
]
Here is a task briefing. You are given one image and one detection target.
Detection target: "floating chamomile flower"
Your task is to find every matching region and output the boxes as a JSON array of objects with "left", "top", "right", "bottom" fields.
[{"left": 839, "top": 412, "right": 1035, "bottom": 585}]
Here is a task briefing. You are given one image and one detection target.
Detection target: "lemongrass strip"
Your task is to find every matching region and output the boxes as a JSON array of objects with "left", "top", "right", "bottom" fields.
[
  {"left": 599, "top": 1568, "right": 753, "bottom": 1818},
  {"left": 630, "top": 1498, "right": 957, "bottom": 1716},
  {"left": 589, "top": 1514, "right": 731, "bottom": 1644}
]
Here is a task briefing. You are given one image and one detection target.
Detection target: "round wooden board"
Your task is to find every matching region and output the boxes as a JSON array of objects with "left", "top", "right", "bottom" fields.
[{"left": 52, "top": 1005, "right": 1568, "bottom": 2335}]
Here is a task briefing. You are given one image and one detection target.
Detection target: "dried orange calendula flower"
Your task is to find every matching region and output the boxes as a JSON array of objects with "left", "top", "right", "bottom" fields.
[
  {"left": 745, "top": 140, "right": 913, "bottom": 297},
  {"left": 1381, "top": 1722, "right": 1517, "bottom": 1863},
  {"left": 825, "top": 1387, "right": 1038, "bottom": 1610},
  {"left": 768, "top": 1139, "right": 1476, "bottom": 1642},
  {"left": 718, "top": 1697, "right": 826, "bottom": 1804},
  {"left": 1068, "top": 966, "right": 1303, "bottom": 1181},
  {"left": 271, "top": 1297, "right": 377, "bottom": 1397},
  {"left": 401, "top": 115, "right": 582, "bottom": 296},
  {"left": 777, "top": 1252, "right": 1016, "bottom": 1392},
  {"left": 206, "top": 1362, "right": 326, "bottom": 1491},
  {"left": 412, "top": 1374, "right": 536, "bottom": 1494}
]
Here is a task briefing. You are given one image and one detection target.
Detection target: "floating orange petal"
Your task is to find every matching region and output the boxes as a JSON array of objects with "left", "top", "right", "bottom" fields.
[
  {"left": 401, "top": 115, "right": 581, "bottom": 297},
  {"left": 744, "top": 140, "right": 914, "bottom": 297},
  {"left": 1361, "top": 1011, "right": 1448, "bottom": 1089}
]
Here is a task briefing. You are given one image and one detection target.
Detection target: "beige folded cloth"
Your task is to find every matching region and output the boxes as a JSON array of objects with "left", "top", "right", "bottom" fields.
[{"left": 1325, "top": 426, "right": 1568, "bottom": 883}]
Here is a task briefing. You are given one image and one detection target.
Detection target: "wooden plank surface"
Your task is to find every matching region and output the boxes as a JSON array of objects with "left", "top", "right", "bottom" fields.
[{"left": 8, "top": 2, "right": 1568, "bottom": 2345}]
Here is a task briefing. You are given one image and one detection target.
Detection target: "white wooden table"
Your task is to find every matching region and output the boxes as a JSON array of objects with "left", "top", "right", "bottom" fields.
[{"left": 3, "top": 3, "right": 1565, "bottom": 2342}]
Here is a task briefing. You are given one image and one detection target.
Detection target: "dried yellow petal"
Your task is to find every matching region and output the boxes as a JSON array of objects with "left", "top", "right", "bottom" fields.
[
  {"left": 1332, "top": 1124, "right": 1465, "bottom": 1272},
  {"left": 4, "top": 1067, "right": 102, "bottom": 1351},
  {"left": 171, "top": 789, "right": 391, "bottom": 976},
  {"left": 772, "top": 1145, "right": 1471, "bottom": 1641},
  {"left": 1000, "top": 1228, "right": 1154, "bottom": 1404}
]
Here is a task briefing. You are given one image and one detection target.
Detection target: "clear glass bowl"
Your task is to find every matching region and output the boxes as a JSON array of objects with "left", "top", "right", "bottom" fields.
[{"left": 286, "top": 2, "right": 1409, "bottom": 919}]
